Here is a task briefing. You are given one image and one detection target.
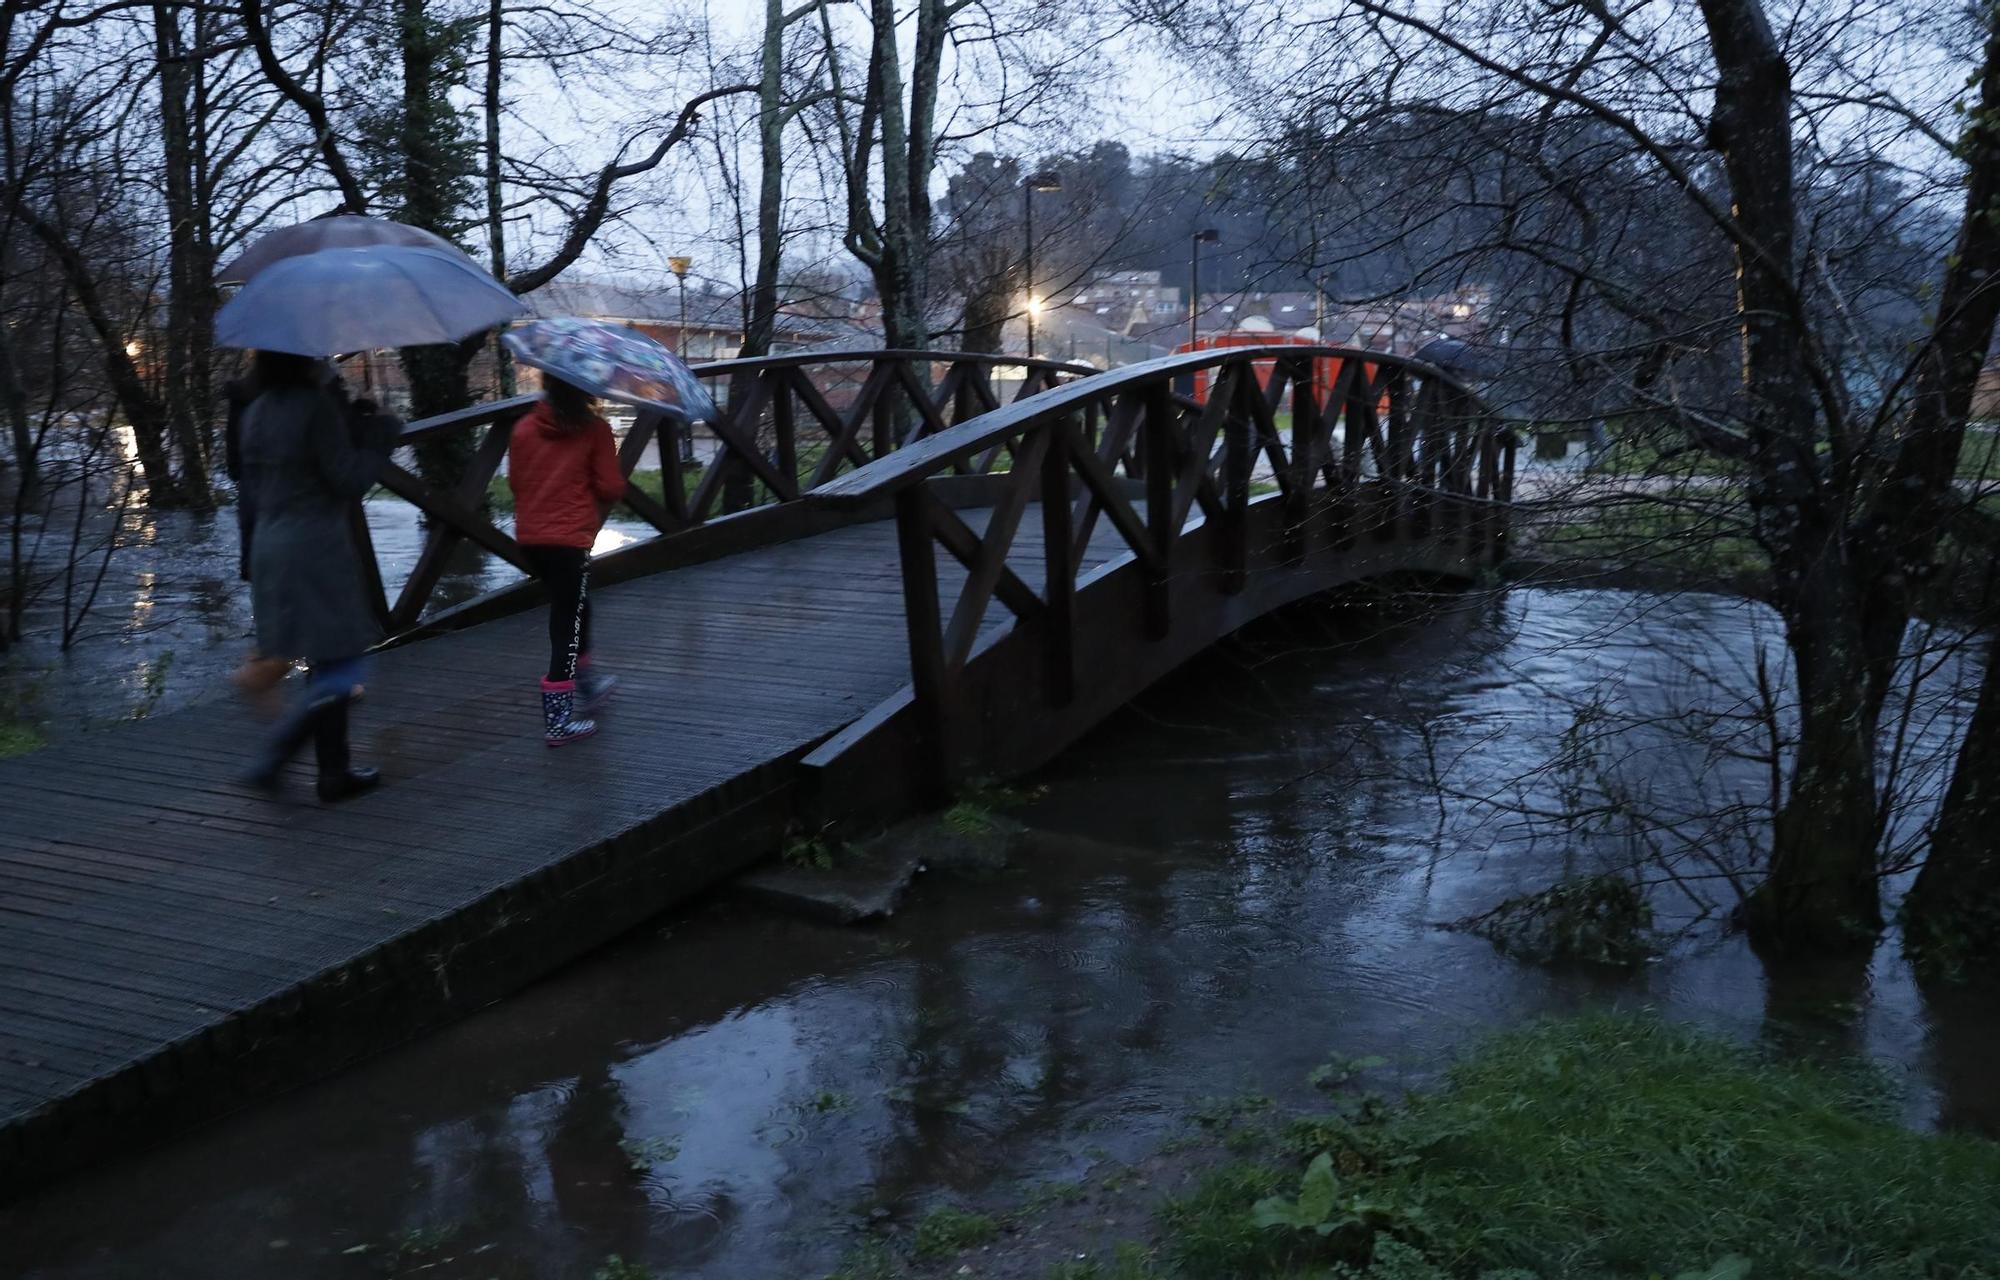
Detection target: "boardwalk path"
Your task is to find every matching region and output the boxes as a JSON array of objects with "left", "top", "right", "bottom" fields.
[{"left": 0, "top": 511, "right": 1126, "bottom": 1192}]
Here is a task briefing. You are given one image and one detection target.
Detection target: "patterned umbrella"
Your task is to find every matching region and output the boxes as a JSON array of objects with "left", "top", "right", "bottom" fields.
[
  {"left": 217, "top": 214, "right": 475, "bottom": 285},
  {"left": 502, "top": 317, "right": 718, "bottom": 423}
]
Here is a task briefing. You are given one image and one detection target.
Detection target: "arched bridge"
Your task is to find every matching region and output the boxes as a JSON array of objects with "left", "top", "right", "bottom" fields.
[{"left": 0, "top": 344, "right": 1513, "bottom": 1196}]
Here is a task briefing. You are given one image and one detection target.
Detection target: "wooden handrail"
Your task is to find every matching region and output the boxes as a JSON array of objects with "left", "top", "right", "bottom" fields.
[
  {"left": 397, "top": 393, "right": 542, "bottom": 442},
  {"left": 690, "top": 347, "right": 1098, "bottom": 379},
  {"left": 806, "top": 344, "right": 1491, "bottom": 508},
  {"left": 363, "top": 348, "right": 1096, "bottom": 637}
]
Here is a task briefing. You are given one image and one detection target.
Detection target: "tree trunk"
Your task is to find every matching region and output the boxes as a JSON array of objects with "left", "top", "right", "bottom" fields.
[
  {"left": 1697, "top": 0, "right": 1885, "bottom": 950},
  {"left": 483, "top": 0, "right": 513, "bottom": 399},
  {"left": 1906, "top": 632, "right": 2000, "bottom": 972},
  {"left": 396, "top": 0, "right": 477, "bottom": 488},
  {"left": 743, "top": 0, "right": 787, "bottom": 363},
  {"left": 1743, "top": 575, "right": 1888, "bottom": 949},
  {"left": 1899, "top": 5, "right": 2000, "bottom": 973},
  {"left": 154, "top": 1, "right": 213, "bottom": 509},
  {"left": 404, "top": 345, "right": 474, "bottom": 487},
  {"left": 0, "top": 311, "right": 33, "bottom": 501},
  {"left": 189, "top": 0, "right": 218, "bottom": 465}
]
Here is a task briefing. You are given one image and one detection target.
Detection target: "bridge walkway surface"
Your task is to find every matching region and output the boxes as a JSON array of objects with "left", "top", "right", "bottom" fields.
[{"left": 0, "top": 510, "right": 1127, "bottom": 1194}]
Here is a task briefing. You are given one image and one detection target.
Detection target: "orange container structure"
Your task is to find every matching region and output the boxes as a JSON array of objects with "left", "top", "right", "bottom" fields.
[{"left": 1174, "top": 332, "right": 1383, "bottom": 417}]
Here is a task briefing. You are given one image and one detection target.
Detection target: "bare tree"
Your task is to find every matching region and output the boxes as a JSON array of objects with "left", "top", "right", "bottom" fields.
[
  {"left": 240, "top": 0, "right": 755, "bottom": 475},
  {"left": 810, "top": 0, "right": 1100, "bottom": 349},
  {"left": 1144, "top": 0, "right": 2000, "bottom": 953}
]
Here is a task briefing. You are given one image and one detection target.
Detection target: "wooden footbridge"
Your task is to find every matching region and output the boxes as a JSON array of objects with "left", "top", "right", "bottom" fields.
[{"left": 0, "top": 344, "right": 1513, "bottom": 1198}]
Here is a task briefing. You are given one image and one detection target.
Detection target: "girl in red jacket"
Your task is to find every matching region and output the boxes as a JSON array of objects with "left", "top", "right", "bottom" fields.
[{"left": 508, "top": 375, "right": 626, "bottom": 744}]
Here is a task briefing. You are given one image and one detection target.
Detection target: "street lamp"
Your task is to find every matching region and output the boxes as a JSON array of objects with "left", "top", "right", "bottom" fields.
[
  {"left": 668, "top": 255, "right": 692, "bottom": 358},
  {"left": 1189, "top": 228, "right": 1220, "bottom": 351},
  {"left": 1023, "top": 170, "right": 1061, "bottom": 359},
  {"left": 667, "top": 255, "right": 695, "bottom": 463}
]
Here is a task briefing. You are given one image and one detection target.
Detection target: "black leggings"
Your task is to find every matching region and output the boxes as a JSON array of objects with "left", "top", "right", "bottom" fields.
[{"left": 523, "top": 545, "right": 591, "bottom": 682}]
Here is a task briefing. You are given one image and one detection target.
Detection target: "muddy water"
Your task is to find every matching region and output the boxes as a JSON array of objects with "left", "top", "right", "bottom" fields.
[{"left": 4, "top": 587, "right": 1996, "bottom": 1279}]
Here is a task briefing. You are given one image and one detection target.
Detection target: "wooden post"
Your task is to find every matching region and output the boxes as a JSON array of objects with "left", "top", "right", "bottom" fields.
[
  {"left": 773, "top": 370, "right": 797, "bottom": 495},
  {"left": 894, "top": 486, "right": 952, "bottom": 796},
  {"left": 1287, "top": 356, "right": 1317, "bottom": 558},
  {"left": 1382, "top": 369, "right": 1410, "bottom": 542},
  {"left": 1142, "top": 381, "right": 1176, "bottom": 638},
  {"left": 1478, "top": 420, "right": 1504, "bottom": 562},
  {"left": 1221, "top": 365, "right": 1251, "bottom": 594},
  {"left": 1039, "top": 423, "right": 1076, "bottom": 707},
  {"left": 350, "top": 501, "right": 391, "bottom": 631},
  {"left": 873, "top": 361, "right": 897, "bottom": 459}
]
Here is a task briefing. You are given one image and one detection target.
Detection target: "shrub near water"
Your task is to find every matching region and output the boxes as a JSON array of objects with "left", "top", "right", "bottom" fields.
[{"left": 1167, "top": 1016, "right": 2000, "bottom": 1279}]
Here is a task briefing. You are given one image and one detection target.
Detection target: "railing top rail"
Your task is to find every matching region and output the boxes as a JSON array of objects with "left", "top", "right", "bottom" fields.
[
  {"left": 393, "top": 348, "right": 1098, "bottom": 442},
  {"left": 806, "top": 343, "right": 1494, "bottom": 509},
  {"left": 397, "top": 392, "right": 543, "bottom": 443},
  {"left": 688, "top": 347, "right": 1099, "bottom": 379}
]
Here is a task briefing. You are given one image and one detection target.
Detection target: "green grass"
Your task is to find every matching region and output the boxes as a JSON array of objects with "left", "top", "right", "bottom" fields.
[
  {"left": 1586, "top": 428, "right": 2000, "bottom": 485},
  {"left": 1958, "top": 430, "right": 2000, "bottom": 482},
  {"left": 912, "top": 1205, "right": 999, "bottom": 1259},
  {"left": 0, "top": 715, "right": 41, "bottom": 759},
  {"left": 0, "top": 684, "right": 44, "bottom": 759},
  {"left": 1160, "top": 1015, "right": 2000, "bottom": 1279},
  {"left": 942, "top": 800, "right": 998, "bottom": 837},
  {"left": 1539, "top": 499, "right": 1769, "bottom": 581},
  {"left": 1585, "top": 436, "right": 1744, "bottom": 479}
]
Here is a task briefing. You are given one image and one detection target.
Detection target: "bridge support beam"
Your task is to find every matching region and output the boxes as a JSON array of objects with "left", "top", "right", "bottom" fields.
[
  {"left": 1041, "top": 420, "right": 1077, "bottom": 706},
  {"left": 894, "top": 486, "right": 953, "bottom": 800},
  {"left": 1143, "top": 383, "right": 1176, "bottom": 639}
]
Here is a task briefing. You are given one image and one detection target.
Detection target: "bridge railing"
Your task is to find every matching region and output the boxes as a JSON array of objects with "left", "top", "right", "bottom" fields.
[
  {"left": 360, "top": 349, "right": 1094, "bottom": 634},
  {"left": 806, "top": 343, "right": 1515, "bottom": 774}
]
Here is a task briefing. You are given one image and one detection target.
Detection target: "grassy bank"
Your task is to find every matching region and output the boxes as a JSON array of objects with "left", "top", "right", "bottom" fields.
[
  {"left": 0, "top": 685, "right": 44, "bottom": 758},
  {"left": 833, "top": 1016, "right": 2000, "bottom": 1279},
  {"left": 0, "top": 712, "right": 40, "bottom": 758}
]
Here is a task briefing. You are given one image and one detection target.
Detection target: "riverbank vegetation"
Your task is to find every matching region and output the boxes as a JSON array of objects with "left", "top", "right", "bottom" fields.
[{"left": 832, "top": 1017, "right": 2000, "bottom": 1280}]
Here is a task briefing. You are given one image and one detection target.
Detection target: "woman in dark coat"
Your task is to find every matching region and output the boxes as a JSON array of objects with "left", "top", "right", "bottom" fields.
[{"left": 238, "top": 350, "right": 395, "bottom": 801}]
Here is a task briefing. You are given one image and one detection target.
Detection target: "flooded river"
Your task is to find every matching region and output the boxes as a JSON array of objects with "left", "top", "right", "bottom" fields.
[
  {"left": 1, "top": 500, "right": 656, "bottom": 731},
  {"left": 3, "top": 578, "right": 1996, "bottom": 1278}
]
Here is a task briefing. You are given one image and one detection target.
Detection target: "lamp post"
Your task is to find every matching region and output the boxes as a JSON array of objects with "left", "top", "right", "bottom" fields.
[
  {"left": 1022, "top": 171, "right": 1061, "bottom": 359},
  {"left": 667, "top": 255, "right": 694, "bottom": 464},
  {"left": 1188, "top": 228, "right": 1220, "bottom": 351},
  {"left": 668, "top": 255, "right": 692, "bottom": 358}
]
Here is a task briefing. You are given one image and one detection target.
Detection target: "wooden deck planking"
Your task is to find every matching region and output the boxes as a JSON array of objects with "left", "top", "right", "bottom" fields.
[{"left": 0, "top": 510, "right": 1114, "bottom": 1176}]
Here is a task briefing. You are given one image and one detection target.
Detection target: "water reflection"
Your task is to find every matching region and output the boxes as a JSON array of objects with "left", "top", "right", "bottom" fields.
[{"left": 1, "top": 587, "right": 1993, "bottom": 1279}]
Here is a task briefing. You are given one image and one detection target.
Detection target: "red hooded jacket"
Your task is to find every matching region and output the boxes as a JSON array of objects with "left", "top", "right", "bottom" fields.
[{"left": 507, "top": 401, "right": 626, "bottom": 549}]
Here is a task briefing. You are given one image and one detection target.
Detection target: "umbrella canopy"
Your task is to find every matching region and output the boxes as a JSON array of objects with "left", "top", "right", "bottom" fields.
[
  {"left": 502, "top": 317, "right": 718, "bottom": 423},
  {"left": 217, "top": 214, "right": 475, "bottom": 285},
  {"left": 214, "top": 245, "right": 528, "bottom": 357}
]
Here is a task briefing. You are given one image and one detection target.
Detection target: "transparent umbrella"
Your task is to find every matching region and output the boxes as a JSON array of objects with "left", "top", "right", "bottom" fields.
[
  {"left": 213, "top": 245, "right": 527, "bottom": 356},
  {"left": 216, "top": 214, "right": 477, "bottom": 285}
]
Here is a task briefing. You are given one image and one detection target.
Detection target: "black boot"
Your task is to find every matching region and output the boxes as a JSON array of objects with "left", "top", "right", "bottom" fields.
[
  {"left": 242, "top": 700, "right": 320, "bottom": 792},
  {"left": 313, "top": 695, "right": 381, "bottom": 803}
]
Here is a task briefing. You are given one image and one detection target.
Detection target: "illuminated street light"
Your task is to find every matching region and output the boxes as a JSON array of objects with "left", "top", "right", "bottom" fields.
[{"left": 1023, "top": 171, "right": 1061, "bottom": 359}]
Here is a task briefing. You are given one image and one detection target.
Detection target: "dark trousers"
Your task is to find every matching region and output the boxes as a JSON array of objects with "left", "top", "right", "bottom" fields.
[
  {"left": 251, "top": 660, "right": 363, "bottom": 781},
  {"left": 523, "top": 544, "right": 591, "bottom": 682}
]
